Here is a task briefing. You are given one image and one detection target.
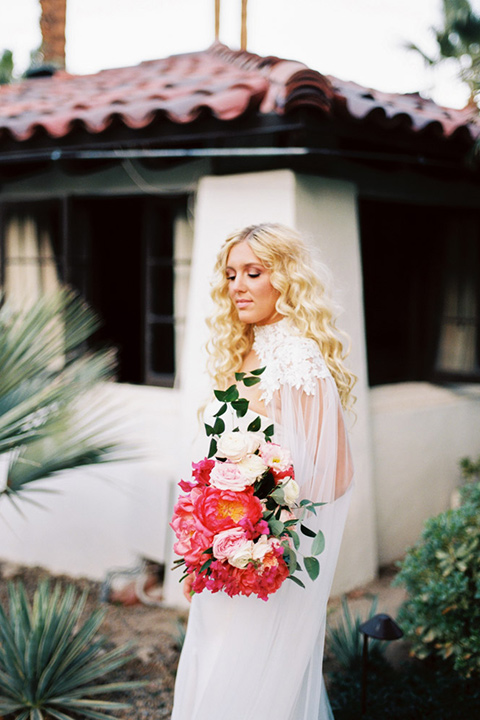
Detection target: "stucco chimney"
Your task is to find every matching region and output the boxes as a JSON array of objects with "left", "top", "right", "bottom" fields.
[{"left": 39, "top": 0, "right": 67, "bottom": 69}]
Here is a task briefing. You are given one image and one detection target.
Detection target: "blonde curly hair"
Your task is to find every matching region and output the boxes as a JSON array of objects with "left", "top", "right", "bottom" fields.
[{"left": 206, "top": 223, "right": 356, "bottom": 411}]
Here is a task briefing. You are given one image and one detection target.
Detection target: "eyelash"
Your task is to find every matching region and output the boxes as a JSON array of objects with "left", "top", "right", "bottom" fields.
[{"left": 226, "top": 273, "right": 261, "bottom": 281}]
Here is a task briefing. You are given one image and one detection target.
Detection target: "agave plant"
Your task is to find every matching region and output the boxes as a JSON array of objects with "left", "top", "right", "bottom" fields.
[
  {"left": 0, "top": 289, "right": 122, "bottom": 510},
  {"left": 0, "top": 580, "right": 143, "bottom": 720},
  {"left": 326, "top": 594, "right": 384, "bottom": 670}
]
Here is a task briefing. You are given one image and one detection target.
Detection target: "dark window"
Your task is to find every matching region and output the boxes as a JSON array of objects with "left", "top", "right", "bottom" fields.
[
  {"left": 359, "top": 199, "right": 480, "bottom": 386},
  {"left": 0, "top": 195, "right": 191, "bottom": 387}
]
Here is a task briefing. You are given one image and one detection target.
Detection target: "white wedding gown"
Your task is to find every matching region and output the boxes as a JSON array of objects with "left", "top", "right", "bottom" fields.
[{"left": 171, "top": 319, "right": 354, "bottom": 720}]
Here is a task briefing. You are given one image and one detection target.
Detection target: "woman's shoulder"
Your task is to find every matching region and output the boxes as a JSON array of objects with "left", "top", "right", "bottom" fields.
[{"left": 253, "top": 318, "right": 331, "bottom": 402}]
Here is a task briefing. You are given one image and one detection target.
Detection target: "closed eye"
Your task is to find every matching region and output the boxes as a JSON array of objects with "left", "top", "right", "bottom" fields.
[{"left": 248, "top": 273, "right": 260, "bottom": 278}]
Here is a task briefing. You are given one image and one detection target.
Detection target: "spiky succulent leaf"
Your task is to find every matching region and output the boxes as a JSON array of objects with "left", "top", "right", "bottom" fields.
[{"left": 0, "top": 581, "right": 141, "bottom": 719}]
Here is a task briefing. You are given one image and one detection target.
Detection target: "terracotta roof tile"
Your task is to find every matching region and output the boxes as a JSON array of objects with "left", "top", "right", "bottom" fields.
[{"left": 0, "top": 42, "right": 479, "bottom": 146}]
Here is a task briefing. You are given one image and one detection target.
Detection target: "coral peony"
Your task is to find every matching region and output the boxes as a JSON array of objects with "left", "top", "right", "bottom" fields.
[{"left": 194, "top": 486, "right": 263, "bottom": 534}]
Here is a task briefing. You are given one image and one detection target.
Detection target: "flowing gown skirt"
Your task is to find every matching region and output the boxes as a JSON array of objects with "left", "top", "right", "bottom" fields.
[{"left": 171, "top": 493, "right": 349, "bottom": 720}]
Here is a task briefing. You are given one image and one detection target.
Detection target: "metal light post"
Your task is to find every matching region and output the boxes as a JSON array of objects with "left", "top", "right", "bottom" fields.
[{"left": 359, "top": 613, "right": 403, "bottom": 716}]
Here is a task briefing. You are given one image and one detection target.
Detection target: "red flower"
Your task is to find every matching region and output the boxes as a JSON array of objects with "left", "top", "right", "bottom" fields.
[{"left": 194, "top": 486, "right": 263, "bottom": 534}]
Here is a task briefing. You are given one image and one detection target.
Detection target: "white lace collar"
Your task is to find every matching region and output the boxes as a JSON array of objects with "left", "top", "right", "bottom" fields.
[{"left": 252, "top": 318, "right": 330, "bottom": 403}]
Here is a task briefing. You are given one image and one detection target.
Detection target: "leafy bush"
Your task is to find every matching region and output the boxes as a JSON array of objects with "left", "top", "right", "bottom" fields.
[
  {"left": 326, "top": 594, "right": 384, "bottom": 670},
  {"left": 394, "top": 477, "right": 480, "bottom": 677},
  {"left": 0, "top": 580, "right": 143, "bottom": 720},
  {"left": 329, "top": 656, "right": 480, "bottom": 720}
]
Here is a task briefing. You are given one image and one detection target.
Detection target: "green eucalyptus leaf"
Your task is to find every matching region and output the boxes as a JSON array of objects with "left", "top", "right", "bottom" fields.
[
  {"left": 214, "top": 403, "right": 228, "bottom": 417},
  {"left": 204, "top": 423, "right": 214, "bottom": 437},
  {"left": 312, "top": 530, "right": 325, "bottom": 555},
  {"left": 231, "top": 399, "right": 249, "bottom": 417},
  {"left": 269, "top": 487, "right": 286, "bottom": 504},
  {"left": 300, "top": 524, "right": 316, "bottom": 538},
  {"left": 213, "top": 417, "right": 225, "bottom": 435},
  {"left": 268, "top": 518, "right": 285, "bottom": 536},
  {"left": 287, "top": 575, "right": 306, "bottom": 589},
  {"left": 264, "top": 424, "right": 275, "bottom": 438},
  {"left": 250, "top": 367, "right": 266, "bottom": 376},
  {"left": 304, "top": 556, "right": 320, "bottom": 580},
  {"left": 213, "top": 390, "right": 226, "bottom": 401},
  {"left": 247, "top": 416, "right": 261, "bottom": 432},
  {"left": 224, "top": 385, "right": 239, "bottom": 402},
  {"left": 290, "top": 529, "right": 300, "bottom": 550},
  {"left": 200, "top": 558, "right": 213, "bottom": 573},
  {"left": 234, "top": 372, "right": 246, "bottom": 380},
  {"left": 208, "top": 438, "right": 217, "bottom": 458},
  {"left": 243, "top": 376, "right": 261, "bottom": 387}
]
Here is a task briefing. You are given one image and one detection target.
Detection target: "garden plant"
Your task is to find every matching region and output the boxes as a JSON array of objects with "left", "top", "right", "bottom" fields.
[
  {"left": 394, "top": 460, "right": 480, "bottom": 678},
  {"left": 0, "top": 580, "right": 143, "bottom": 720}
]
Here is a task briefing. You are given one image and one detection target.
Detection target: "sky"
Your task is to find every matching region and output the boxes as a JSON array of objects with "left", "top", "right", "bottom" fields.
[{"left": 1, "top": 0, "right": 478, "bottom": 109}]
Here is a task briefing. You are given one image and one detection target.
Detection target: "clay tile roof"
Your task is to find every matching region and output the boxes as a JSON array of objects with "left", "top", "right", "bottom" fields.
[{"left": 0, "top": 42, "right": 479, "bottom": 146}]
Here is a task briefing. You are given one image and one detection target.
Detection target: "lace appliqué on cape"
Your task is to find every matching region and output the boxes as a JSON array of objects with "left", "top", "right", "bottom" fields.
[{"left": 253, "top": 318, "right": 331, "bottom": 404}]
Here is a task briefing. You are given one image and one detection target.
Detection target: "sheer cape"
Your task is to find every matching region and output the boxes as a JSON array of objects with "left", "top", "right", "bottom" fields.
[{"left": 171, "top": 319, "right": 354, "bottom": 720}]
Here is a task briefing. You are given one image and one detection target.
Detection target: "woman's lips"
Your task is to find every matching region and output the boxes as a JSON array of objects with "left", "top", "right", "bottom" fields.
[{"left": 235, "top": 299, "right": 252, "bottom": 308}]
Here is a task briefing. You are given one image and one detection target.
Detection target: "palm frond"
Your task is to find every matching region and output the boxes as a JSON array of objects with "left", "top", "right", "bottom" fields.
[{"left": 0, "top": 289, "right": 130, "bottom": 508}]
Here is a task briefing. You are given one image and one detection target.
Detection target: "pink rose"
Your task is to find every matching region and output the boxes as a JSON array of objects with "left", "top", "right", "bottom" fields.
[
  {"left": 212, "top": 527, "right": 254, "bottom": 567},
  {"left": 210, "top": 461, "right": 252, "bottom": 491},
  {"left": 259, "top": 442, "right": 292, "bottom": 472}
]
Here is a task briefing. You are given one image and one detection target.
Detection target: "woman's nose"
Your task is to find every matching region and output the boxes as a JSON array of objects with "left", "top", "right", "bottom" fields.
[{"left": 232, "top": 274, "right": 246, "bottom": 292}]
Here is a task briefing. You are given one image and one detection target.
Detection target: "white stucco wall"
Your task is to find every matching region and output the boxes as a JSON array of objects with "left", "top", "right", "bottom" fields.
[
  {"left": 371, "top": 382, "right": 480, "bottom": 564},
  {"left": 0, "top": 384, "right": 179, "bottom": 579},
  {"left": 294, "top": 175, "right": 378, "bottom": 594}
]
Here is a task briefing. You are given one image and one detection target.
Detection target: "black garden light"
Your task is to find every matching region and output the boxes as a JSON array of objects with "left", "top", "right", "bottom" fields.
[{"left": 359, "top": 613, "right": 403, "bottom": 715}]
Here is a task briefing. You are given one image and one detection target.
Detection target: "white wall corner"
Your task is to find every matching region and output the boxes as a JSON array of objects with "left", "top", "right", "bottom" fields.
[{"left": 294, "top": 174, "right": 379, "bottom": 594}]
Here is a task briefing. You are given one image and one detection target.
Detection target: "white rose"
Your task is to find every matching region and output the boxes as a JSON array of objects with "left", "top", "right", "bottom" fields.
[
  {"left": 228, "top": 539, "right": 254, "bottom": 568},
  {"left": 251, "top": 535, "right": 273, "bottom": 562},
  {"left": 244, "top": 432, "right": 264, "bottom": 454},
  {"left": 237, "top": 453, "right": 267, "bottom": 482},
  {"left": 281, "top": 477, "right": 300, "bottom": 506},
  {"left": 216, "top": 431, "right": 252, "bottom": 462}
]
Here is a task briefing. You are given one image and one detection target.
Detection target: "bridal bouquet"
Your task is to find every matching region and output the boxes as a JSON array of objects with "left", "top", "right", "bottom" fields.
[{"left": 170, "top": 369, "right": 325, "bottom": 601}]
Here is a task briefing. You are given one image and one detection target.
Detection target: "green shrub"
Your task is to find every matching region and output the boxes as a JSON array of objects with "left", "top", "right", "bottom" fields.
[
  {"left": 394, "top": 478, "right": 480, "bottom": 677},
  {"left": 0, "top": 580, "right": 143, "bottom": 720}
]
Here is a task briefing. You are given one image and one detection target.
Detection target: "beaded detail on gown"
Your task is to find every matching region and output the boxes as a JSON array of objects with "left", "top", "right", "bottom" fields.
[{"left": 171, "top": 319, "right": 353, "bottom": 720}]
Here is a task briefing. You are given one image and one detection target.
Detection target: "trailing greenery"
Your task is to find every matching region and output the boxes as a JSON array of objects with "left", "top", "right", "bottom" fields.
[
  {"left": 326, "top": 594, "right": 384, "bottom": 670},
  {"left": 394, "top": 468, "right": 480, "bottom": 677},
  {"left": 0, "top": 289, "right": 123, "bottom": 511},
  {"left": 0, "top": 580, "right": 144, "bottom": 720}
]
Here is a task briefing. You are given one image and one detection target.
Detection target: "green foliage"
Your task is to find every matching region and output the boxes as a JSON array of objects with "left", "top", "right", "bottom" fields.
[
  {"left": 0, "top": 580, "right": 143, "bottom": 720},
  {"left": 394, "top": 477, "right": 480, "bottom": 677},
  {"left": 326, "top": 594, "right": 384, "bottom": 670},
  {"left": 0, "top": 49, "right": 14, "bottom": 85},
  {"left": 460, "top": 454, "right": 480, "bottom": 483},
  {"left": 0, "top": 289, "right": 124, "bottom": 510},
  {"left": 407, "top": 0, "right": 480, "bottom": 106},
  {"left": 329, "top": 655, "right": 480, "bottom": 720}
]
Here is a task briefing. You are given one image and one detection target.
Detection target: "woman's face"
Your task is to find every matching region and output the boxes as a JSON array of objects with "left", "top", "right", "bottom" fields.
[{"left": 225, "top": 241, "right": 281, "bottom": 326}]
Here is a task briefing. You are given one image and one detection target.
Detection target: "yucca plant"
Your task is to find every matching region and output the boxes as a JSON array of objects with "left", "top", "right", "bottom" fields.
[
  {"left": 326, "top": 594, "right": 384, "bottom": 670},
  {"left": 0, "top": 580, "right": 143, "bottom": 720},
  {"left": 0, "top": 289, "right": 123, "bottom": 510}
]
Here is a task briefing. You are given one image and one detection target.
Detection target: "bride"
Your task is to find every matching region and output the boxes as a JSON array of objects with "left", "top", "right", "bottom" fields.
[{"left": 171, "top": 223, "right": 355, "bottom": 720}]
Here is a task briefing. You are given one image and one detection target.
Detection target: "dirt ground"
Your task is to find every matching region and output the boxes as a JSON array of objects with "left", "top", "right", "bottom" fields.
[{"left": 0, "top": 560, "right": 407, "bottom": 719}]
